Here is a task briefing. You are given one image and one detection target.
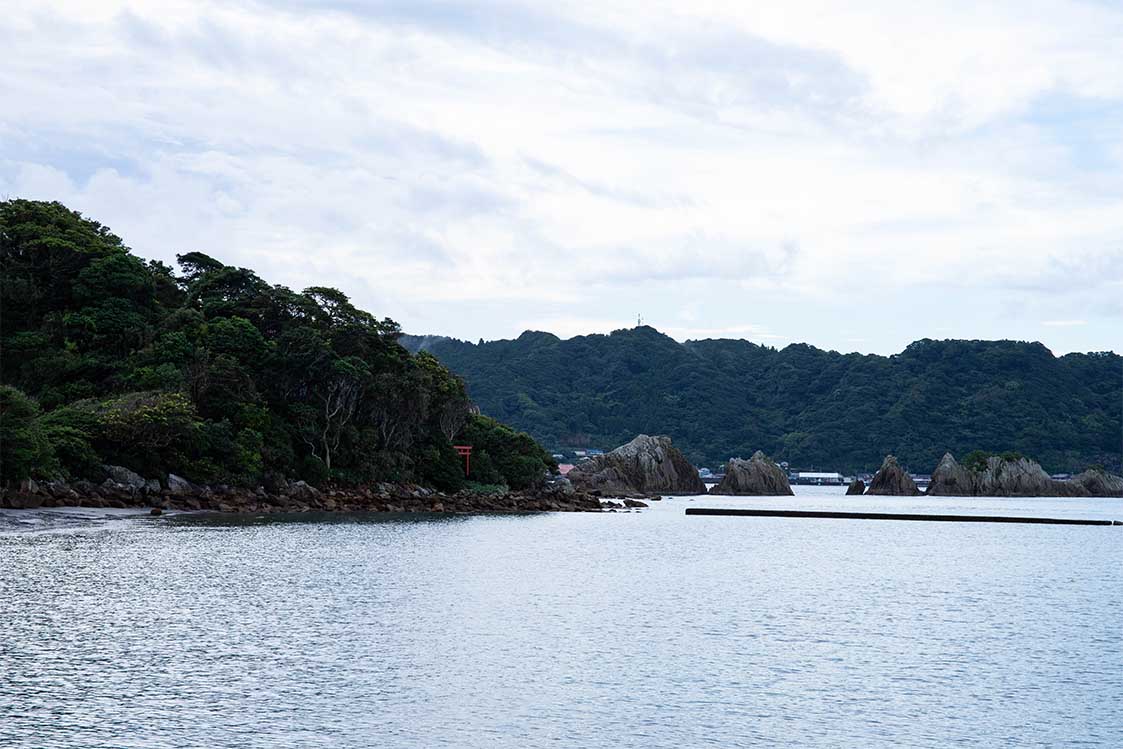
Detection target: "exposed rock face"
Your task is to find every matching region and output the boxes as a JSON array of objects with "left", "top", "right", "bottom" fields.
[
  {"left": 1071, "top": 469, "right": 1123, "bottom": 497},
  {"left": 845, "top": 479, "right": 865, "bottom": 496},
  {"left": 566, "top": 435, "right": 705, "bottom": 496},
  {"left": 929, "top": 452, "right": 1123, "bottom": 497},
  {"left": 166, "top": 474, "right": 195, "bottom": 495},
  {"left": 927, "top": 453, "right": 977, "bottom": 496},
  {"left": 920, "top": 453, "right": 1123, "bottom": 500},
  {"left": 866, "top": 455, "right": 921, "bottom": 496},
  {"left": 972, "top": 456, "right": 1072, "bottom": 496},
  {"left": 709, "top": 451, "right": 794, "bottom": 496},
  {"left": 103, "top": 465, "right": 148, "bottom": 489}
]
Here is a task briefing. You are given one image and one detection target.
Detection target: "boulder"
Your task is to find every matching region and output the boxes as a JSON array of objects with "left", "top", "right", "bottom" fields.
[
  {"left": 623, "top": 499, "right": 649, "bottom": 508},
  {"left": 866, "top": 456, "right": 921, "bottom": 496},
  {"left": 100, "top": 479, "right": 137, "bottom": 500},
  {"left": 286, "top": 480, "right": 322, "bottom": 502},
  {"left": 709, "top": 451, "right": 794, "bottom": 496},
  {"left": 144, "top": 478, "right": 162, "bottom": 494},
  {"left": 845, "top": 479, "right": 865, "bottom": 496},
  {"left": 566, "top": 435, "right": 705, "bottom": 495},
  {"left": 103, "top": 465, "right": 147, "bottom": 490},
  {"left": 166, "top": 474, "right": 194, "bottom": 495}
]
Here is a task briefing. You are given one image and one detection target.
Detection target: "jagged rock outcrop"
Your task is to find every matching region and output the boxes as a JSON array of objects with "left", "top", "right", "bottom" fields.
[
  {"left": 845, "top": 479, "right": 865, "bottom": 495},
  {"left": 926, "top": 453, "right": 977, "bottom": 496},
  {"left": 709, "top": 451, "right": 794, "bottom": 496},
  {"left": 973, "top": 456, "right": 1076, "bottom": 496},
  {"left": 566, "top": 435, "right": 705, "bottom": 496},
  {"left": 866, "top": 456, "right": 921, "bottom": 496},
  {"left": 1071, "top": 469, "right": 1123, "bottom": 497},
  {"left": 929, "top": 452, "right": 1123, "bottom": 497}
]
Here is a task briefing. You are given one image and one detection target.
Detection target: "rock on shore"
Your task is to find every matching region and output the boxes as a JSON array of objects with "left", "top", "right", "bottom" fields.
[
  {"left": 709, "top": 451, "right": 793, "bottom": 495},
  {"left": 866, "top": 456, "right": 921, "bottom": 496},
  {"left": 566, "top": 435, "right": 705, "bottom": 496},
  {"left": 845, "top": 479, "right": 865, "bottom": 495},
  {"left": 0, "top": 469, "right": 604, "bottom": 514}
]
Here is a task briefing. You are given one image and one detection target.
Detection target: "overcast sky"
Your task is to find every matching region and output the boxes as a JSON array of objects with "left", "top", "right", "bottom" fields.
[{"left": 3, "top": 1, "right": 1121, "bottom": 355}]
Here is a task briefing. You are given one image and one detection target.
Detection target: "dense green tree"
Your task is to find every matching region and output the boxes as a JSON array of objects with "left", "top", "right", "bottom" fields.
[
  {"left": 402, "top": 328, "right": 1123, "bottom": 474},
  {"left": 0, "top": 199, "right": 538, "bottom": 491}
]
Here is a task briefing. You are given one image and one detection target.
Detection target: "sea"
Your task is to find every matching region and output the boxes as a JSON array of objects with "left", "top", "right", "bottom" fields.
[{"left": 3, "top": 487, "right": 1122, "bottom": 748}]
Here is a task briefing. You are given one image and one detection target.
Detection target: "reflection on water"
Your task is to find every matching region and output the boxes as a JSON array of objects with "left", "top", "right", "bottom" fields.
[{"left": 2, "top": 488, "right": 1122, "bottom": 748}]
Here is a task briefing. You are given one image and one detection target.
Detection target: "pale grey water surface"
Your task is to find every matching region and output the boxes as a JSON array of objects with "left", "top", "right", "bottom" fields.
[{"left": 3, "top": 487, "right": 1122, "bottom": 748}]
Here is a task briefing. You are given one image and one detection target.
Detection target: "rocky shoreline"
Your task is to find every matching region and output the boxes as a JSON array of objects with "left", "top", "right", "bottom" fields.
[{"left": 1, "top": 469, "right": 610, "bottom": 515}]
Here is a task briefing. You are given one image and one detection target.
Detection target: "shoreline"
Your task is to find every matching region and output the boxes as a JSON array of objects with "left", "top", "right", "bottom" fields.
[{"left": 1, "top": 479, "right": 607, "bottom": 515}]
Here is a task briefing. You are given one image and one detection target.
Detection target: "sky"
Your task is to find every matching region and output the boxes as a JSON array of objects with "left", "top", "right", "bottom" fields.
[{"left": 2, "top": 0, "right": 1122, "bottom": 355}]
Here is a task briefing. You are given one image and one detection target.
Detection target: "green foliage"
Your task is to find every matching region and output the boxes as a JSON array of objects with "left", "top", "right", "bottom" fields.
[
  {"left": 403, "top": 327, "right": 1123, "bottom": 474},
  {"left": 962, "top": 450, "right": 1026, "bottom": 472},
  {"left": 0, "top": 385, "right": 59, "bottom": 479},
  {"left": 457, "top": 414, "right": 557, "bottom": 490},
  {"left": 1, "top": 199, "right": 534, "bottom": 489}
]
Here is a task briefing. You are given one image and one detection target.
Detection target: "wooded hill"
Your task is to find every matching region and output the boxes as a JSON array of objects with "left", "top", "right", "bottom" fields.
[
  {"left": 402, "top": 326, "right": 1122, "bottom": 473},
  {"left": 0, "top": 200, "right": 554, "bottom": 490}
]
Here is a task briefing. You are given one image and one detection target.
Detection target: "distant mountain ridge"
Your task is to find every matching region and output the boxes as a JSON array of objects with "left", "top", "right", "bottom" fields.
[{"left": 400, "top": 326, "right": 1122, "bottom": 473}]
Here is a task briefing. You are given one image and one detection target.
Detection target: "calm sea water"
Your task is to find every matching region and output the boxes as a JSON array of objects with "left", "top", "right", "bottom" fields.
[{"left": 3, "top": 488, "right": 1122, "bottom": 748}]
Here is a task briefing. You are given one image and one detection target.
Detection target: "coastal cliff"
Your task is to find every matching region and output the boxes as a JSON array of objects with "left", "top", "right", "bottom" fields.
[
  {"left": 566, "top": 435, "right": 705, "bottom": 496},
  {"left": 709, "top": 451, "right": 794, "bottom": 495},
  {"left": 866, "top": 456, "right": 922, "bottom": 496}
]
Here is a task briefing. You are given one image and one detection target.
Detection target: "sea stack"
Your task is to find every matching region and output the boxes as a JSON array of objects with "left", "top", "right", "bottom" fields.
[
  {"left": 709, "top": 451, "right": 794, "bottom": 496},
  {"left": 926, "top": 452, "right": 1123, "bottom": 497},
  {"left": 566, "top": 435, "right": 705, "bottom": 496},
  {"left": 927, "top": 453, "right": 977, "bottom": 496},
  {"left": 845, "top": 478, "right": 865, "bottom": 495},
  {"left": 1070, "top": 469, "right": 1123, "bottom": 497},
  {"left": 866, "top": 455, "right": 921, "bottom": 496}
]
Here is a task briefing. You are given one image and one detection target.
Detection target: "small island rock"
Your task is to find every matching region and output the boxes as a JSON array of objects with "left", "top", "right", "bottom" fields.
[
  {"left": 566, "top": 435, "right": 705, "bottom": 496},
  {"left": 1071, "top": 469, "right": 1123, "bottom": 497},
  {"left": 926, "top": 452, "right": 978, "bottom": 496},
  {"left": 845, "top": 478, "right": 865, "bottom": 495},
  {"left": 866, "top": 455, "right": 921, "bottom": 496},
  {"left": 709, "top": 451, "right": 794, "bottom": 496}
]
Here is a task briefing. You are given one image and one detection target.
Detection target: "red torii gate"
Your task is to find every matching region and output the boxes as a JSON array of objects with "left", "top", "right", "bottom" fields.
[{"left": 453, "top": 445, "right": 472, "bottom": 477}]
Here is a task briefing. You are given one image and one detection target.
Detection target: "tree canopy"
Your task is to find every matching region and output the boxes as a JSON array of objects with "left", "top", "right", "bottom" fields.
[
  {"left": 401, "top": 326, "right": 1122, "bottom": 474},
  {"left": 0, "top": 199, "right": 554, "bottom": 490}
]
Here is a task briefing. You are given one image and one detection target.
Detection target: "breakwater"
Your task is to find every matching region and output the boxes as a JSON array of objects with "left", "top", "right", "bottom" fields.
[{"left": 685, "top": 508, "right": 1120, "bottom": 526}]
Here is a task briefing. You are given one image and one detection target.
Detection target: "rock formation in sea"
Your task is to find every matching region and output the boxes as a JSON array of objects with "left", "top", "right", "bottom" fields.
[
  {"left": 866, "top": 455, "right": 921, "bottom": 496},
  {"left": 845, "top": 478, "right": 865, "bottom": 495},
  {"left": 708, "top": 451, "right": 794, "bottom": 495},
  {"left": 928, "top": 452, "right": 1123, "bottom": 497},
  {"left": 1070, "top": 469, "right": 1123, "bottom": 497},
  {"left": 566, "top": 434, "right": 706, "bottom": 496},
  {"left": 926, "top": 453, "right": 977, "bottom": 496}
]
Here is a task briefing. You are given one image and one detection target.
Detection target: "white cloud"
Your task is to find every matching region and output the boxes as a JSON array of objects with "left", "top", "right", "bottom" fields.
[{"left": 2, "top": 0, "right": 1121, "bottom": 353}]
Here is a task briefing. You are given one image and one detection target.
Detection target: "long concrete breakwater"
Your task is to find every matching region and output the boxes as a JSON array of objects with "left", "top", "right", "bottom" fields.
[{"left": 684, "top": 508, "right": 1121, "bottom": 526}]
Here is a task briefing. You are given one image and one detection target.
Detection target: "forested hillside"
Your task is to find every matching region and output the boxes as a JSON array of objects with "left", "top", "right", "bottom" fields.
[
  {"left": 0, "top": 200, "right": 554, "bottom": 490},
  {"left": 402, "top": 327, "right": 1123, "bottom": 473}
]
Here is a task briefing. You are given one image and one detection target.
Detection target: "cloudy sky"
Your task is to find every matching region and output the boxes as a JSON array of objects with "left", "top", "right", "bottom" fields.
[{"left": 3, "top": 1, "right": 1121, "bottom": 354}]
